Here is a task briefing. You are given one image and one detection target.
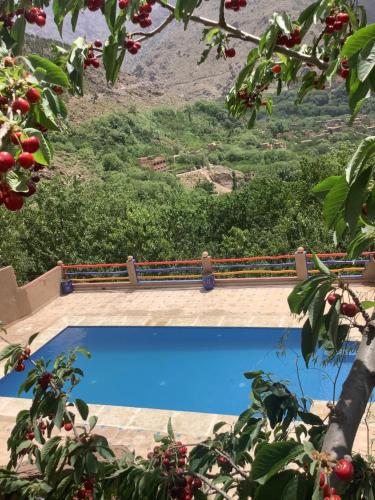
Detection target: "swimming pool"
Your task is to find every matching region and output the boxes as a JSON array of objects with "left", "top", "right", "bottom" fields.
[{"left": 0, "top": 326, "right": 353, "bottom": 415}]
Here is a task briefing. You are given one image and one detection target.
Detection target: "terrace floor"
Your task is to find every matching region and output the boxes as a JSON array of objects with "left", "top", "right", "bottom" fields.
[{"left": 0, "top": 284, "right": 373, "bottom": 465}]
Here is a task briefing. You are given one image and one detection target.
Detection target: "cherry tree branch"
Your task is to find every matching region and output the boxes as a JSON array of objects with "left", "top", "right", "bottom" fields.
[
  {"left": 133, "top": 13, "right": 175, "bottom": 42},
  {"left": 191, "top": 472, "right": 232, "bottom": 500},
  {"left": 155, "top": 0, "right": 328, "bottom": 70},
  {"left": 219, "top": 0, "right": 227, "bottom": 27}
]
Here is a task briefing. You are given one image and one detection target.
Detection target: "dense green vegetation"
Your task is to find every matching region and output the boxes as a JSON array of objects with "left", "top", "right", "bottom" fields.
[
  {"left": 2, "top": 88, "right": 371, "bottom": 282},
  {"left": 51, "top": 87, "right": 375, "bottom": 176},
  {"left": 0, "top": 145, "right": 348, "bottom": 282}
]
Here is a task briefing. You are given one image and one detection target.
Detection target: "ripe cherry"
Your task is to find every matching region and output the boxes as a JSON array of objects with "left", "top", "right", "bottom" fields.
[
  {"left": 4, "top": 191, "right": 24, "bottom": 211},
  {"left": 26, "top": 431, "right": 35, "bottom": 440},
  {"left": 179, "top": 446, "right": 188, "bottom": 456},
  {"left": 18, "top": 152, "right": 34, "bottom": 169},
  {"left": 52, "top": 85, "right": 64, "bottom": 95},
  {"left": 337, "top": 12, "right": 349, "bottom": 23},
  {"left": 340, "top": 303, "right": 359, "bottom": 317},
  {"left": 64, "top": 422, "right": 73, "bottom": 431},
  {"left": 38, "top": 372, "right": 52, "bottom": 390},
  {"left": 334, "top": 458, "right": 354, "bottom": 481},
  {"left": 225, "top": 47, "right": 236, "bottom": 58},
  {"left": 0, "top": 151, "right": 15, "bottom": 172},
  {"left": 325, "top": 24, "right": 335, "bottom": 35},
  {"left": 119, "top": 0, "right": 129, "bottom": 8},
  {"left": 26, "top": 87, "right": 41, "bottom": 103},
  {"left": 10, "top": 132, "right": 21, "bottom": 145},
  {"left": 271, "top": 64, "right": 282, "bottom": 74},
  {"left": 35, "top": 15, "right": 46, "bottom": 26},
  {"left": 192, "top": 478, "right": 202, "bottom": 489},
  {"left": 21, "top": 136, "right": 40, "bottom": 153},
  {"left": 87, "top": 0, "right": 103, "bottom": 11},
  {"left": 162, "top": 458, "right": 170, "bottom": 466},
  {"left": 15, "top": 363, "right": 25, "bottom": 372},
  {"left": 333, "top": 20, "right": 343, "bottom": 31},
  {"left": 0, "top": 95, "right": 8, "bottom": 105},
  {"left": 327, "top": 292, "right": 339, "bottom": 305},
  {"left": 11, "top": 97, "right": 30, "bottom": 114},
  {"left": 319, "top": 472, "right": 326, "bottom": 488},
  {"left": 339, "top": 67, "right": 350, "bottom": 79},
  {"left": 218, "top": 455, "right": 228, "bottom": 465},
  {"left": 94, "top": 39, "right": 102, "bottom": 47}
]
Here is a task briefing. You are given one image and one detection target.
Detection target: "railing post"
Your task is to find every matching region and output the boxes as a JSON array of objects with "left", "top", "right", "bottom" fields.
[
  {"left": 201, "top": 251, "right": 213, "bottom": 275},
  {"left": 362, "top": 254, "right": 375, "bottom": 282},
  {"left": 295, "top": 247, "right": 308, "bottom": 280},
  {"left": 127, "top": 256, "right": 138, "bottom": 286},
  {"left": 57, "top": 260, "right": 65, "bottom": 280}
]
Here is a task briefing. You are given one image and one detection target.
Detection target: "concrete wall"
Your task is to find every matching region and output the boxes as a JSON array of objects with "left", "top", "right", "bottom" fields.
[{"left": 0, "top": 266, "right": 62, "bottom": 325}]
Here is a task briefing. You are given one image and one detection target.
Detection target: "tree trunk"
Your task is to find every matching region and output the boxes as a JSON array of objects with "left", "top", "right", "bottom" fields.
[{"left": 322, "top": 332, "right": 375, "bottom": 459}]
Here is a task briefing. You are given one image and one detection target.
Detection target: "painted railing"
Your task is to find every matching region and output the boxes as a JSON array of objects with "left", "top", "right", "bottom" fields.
[{"left": 61, "top": 248, "right": 375, "bottom": 289}]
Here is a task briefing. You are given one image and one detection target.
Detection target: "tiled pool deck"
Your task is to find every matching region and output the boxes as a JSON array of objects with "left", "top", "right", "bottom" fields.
[{"left": 0, "top": 284, "right": 373, "bottom": 464}]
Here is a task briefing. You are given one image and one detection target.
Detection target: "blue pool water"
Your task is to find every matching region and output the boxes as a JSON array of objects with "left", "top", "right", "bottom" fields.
[{"left": 0, "top": 326, "right": 353, "bottom": 415}]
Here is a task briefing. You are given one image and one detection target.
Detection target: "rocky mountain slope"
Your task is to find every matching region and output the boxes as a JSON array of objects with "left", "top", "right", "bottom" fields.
[{"left": 27, "top": 1, "right": 374, "bottom": 102}]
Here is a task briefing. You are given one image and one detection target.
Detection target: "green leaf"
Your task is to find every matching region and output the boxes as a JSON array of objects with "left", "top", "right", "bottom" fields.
[
  {"left": 312, "top": 254, "right": 332, "bottom": 277},
  {"left": 5, "top": 170, "right": 29, "bottom": 192},
  {"left": 41, "top": 436, "right": 61, "bottom": 462},
  {"left": 327, "top": 298, "right": 341, "bottom": 350},
  {"left": 167, "top": 417, "right": 175, "bottom": 440},
  {"left": 27, "top": 332, "right": 39, "bottom": 345},
  {"left": 275, "top": 13, "right": 293, "bottom": 34},
  {"left": 75, "top": 399, "right": 89, "bottom": 420},
  {"left": 244, "top": 370, "right": 264, "bottom": 379},
  {"left": 312, "top": 176, "right": 343, "bottom": 194},
  {"left": 342, "top": 24, "right": 375, "bottom": 59},
  {"left": 88, "top": 415, "right": 97, "bottom": 431},
  {"left": 346, "top": 136, "right": 375, "bottom": 184},
  {"left": 28, "top": 55, "right": 69, "bottom": 87},
  {"left": 301, "top": 319, "right": 316, "bottom": 367},
  {"left": 54, "top": 398, "right": 66, "bottom": 429},
  {"left": 252, "top": 441, "right": 303, "bottom": 484},
  {"left": 281, "top": 474, "right": 313, "bottom": 500},
  {"left": 75, "top": 347, "right": 91, "bottom": 359},
  {"left": 358, "top": 41, "right": 375, "bottom": 82},
  {"left": 298, "top": 412, "right": 323, "bottom": 426},
  {"left": 361, "top": 301, "right": 375, "bottom": 310},
  {"left": 347, "top": 228, "right": 375, "bottom": 258},
  {"left": 322, "top": 176, "right": 349, "bottom": 228},
  {"left": 255, "top": 470, "right": 296, "bottom": 500},
  {"left": 345, "top": 167, "right": 373, "bottom": 232},
  {"left": 11, "top": 16, "right": 26, "bottom": 56}
]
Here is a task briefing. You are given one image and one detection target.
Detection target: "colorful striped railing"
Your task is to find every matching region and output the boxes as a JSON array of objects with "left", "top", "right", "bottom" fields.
[{"left": 61, "top": 249, "right": 375, "bottom": 289}]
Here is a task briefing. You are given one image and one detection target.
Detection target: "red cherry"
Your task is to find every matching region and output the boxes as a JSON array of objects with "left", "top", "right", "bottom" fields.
[
  {"left": 238, "top": 0, "right": 247, "bottom": 6},
  {"left": 334, "top": 458, "right": 354, "bottom": 481},
  {"left": 24, "top": 347, "right": 31, "bottom": 357},
  {"left": 178, "top": 446, "right": 188, "bottom": 456},
  {"left": 325, "top": 24, "right": 335, "bottom": 34},
  {"left": 340, "top": 303, "right": 359, "bottom": 317},
  {"left": 285, "top": 38, "right": 295, "bottom": 48},
  {"left": 326, "top": 15, "right": 335, "bottom": 25},
  {"left": 0, "top": 151, "right": 15, "bottom": 172},
  {"left": 333, "top": 20, "right": 343, "bottom": 31},
  {"left": 339, "top": 67, "right": 350, "bottom": 78},
  {"left": 52, "top": 85, "right": 64, "bottom": 95},
  {"left": 178, "top": 457, "right": 186, "bottom": 466},
  {"left": 119, "top": 0, "right": 129, "bottom": 8},
  {"left": 319, "top": 472, "right": 326, "bottom": 488},
  {"left": 218, "top": 456, "right": 227, "bottom": 465},
  {"left": 38, "top": 372, "right": 52, "bottom": 390},
  {"left": 4, "top": 192, "right": 24, "bottom": 211},
  {"left": 225, "top": 47, "right": 236, "bottom": 58},
  {"left": 125, "top": 39, "right": 134, "bottom": 49},
  {"left": 10, "top": 132, "right": 22, "bottom": 145},
  {"left": 224, "top": 0, "right": 233, "bottom": 8},
  {"left": 133, "top": 41, "right": 141, "bottom": 50},
  {"left": 87, "top": 0, "right": 103, "bottom": 11},
  {"left": 64, "top": 422, "right": 73, "bottom": 431},
  {"left": 26, "top": 431, "right": 35, "bottom": 440},
  {"left": 21, "top": 136, "right": 40, "bottom": 153},
  {"left": 24, "top": 10, "right": 37, "bottom": 23},
  {"left": 94, "top": 39, "right": 102, "bottom": 47},
  {"left": 128, "top": 46, "right": 138, "bottom": 55},
  {"left": 18, "top": 152, "right": 34, "bottom": 169},
  {"left": 15, "top": 363, "right": 25, "bottom": 372},
  {"left": 327, "top": 292, "right": 339, "bottom": 305},
  {"left": 91, "top": 58, "right": 100, "bottom": 68},
  {"left": 271, "top": 64, "right": 282, "bottom": 74},
  {"left": 337, "top": 12, "right": 350, "bottom": 23},
  {"left": 35, "top": 15, "right": 46, "bottom": 26},
  {"left": 0, "top": 95, "right": 8, "bottom": 105},
  {"left": 192, "top": 478, "right": 202, "bottom": 489},
  {"left": 11, "top": 97, "right": 30, "bottom": 114},
  {"left": 162, "top": 458, "right": 170, "bottom": 466}
]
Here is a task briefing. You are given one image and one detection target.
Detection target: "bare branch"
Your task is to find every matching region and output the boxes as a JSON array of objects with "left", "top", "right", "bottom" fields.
[
  {"left": 155, "top": 0, "right": 328, "bottom": 70},
  {"left": 219, "top": 0, "right": 227, "bottom": 28},
  {"left": 192, "top": 472, "right": 233, "bottom": 500},
  {"left": 133, "top": 13, "right": 175, "bottom": 43}
]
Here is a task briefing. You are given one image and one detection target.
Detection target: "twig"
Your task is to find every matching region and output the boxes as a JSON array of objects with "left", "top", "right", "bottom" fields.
[
  {"left": 133, "top": 13, "right": 175, "bottom": 43},
  {"left": 219, "top": 0, "right": 227, "bottom": 28},
  {"left": 344, "top": 285, "right": 372, "bottom": 324},
  {"left": 155, "top": 0, "right": 328, "bottom": 70},
  {"left": 192, "top": 472, "right": 232, "bottom": 500}
]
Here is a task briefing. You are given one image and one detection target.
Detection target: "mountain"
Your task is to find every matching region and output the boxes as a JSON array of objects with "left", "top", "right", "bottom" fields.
[{"left": 26, "top": 1, "right": 375, "bottom": 102}]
